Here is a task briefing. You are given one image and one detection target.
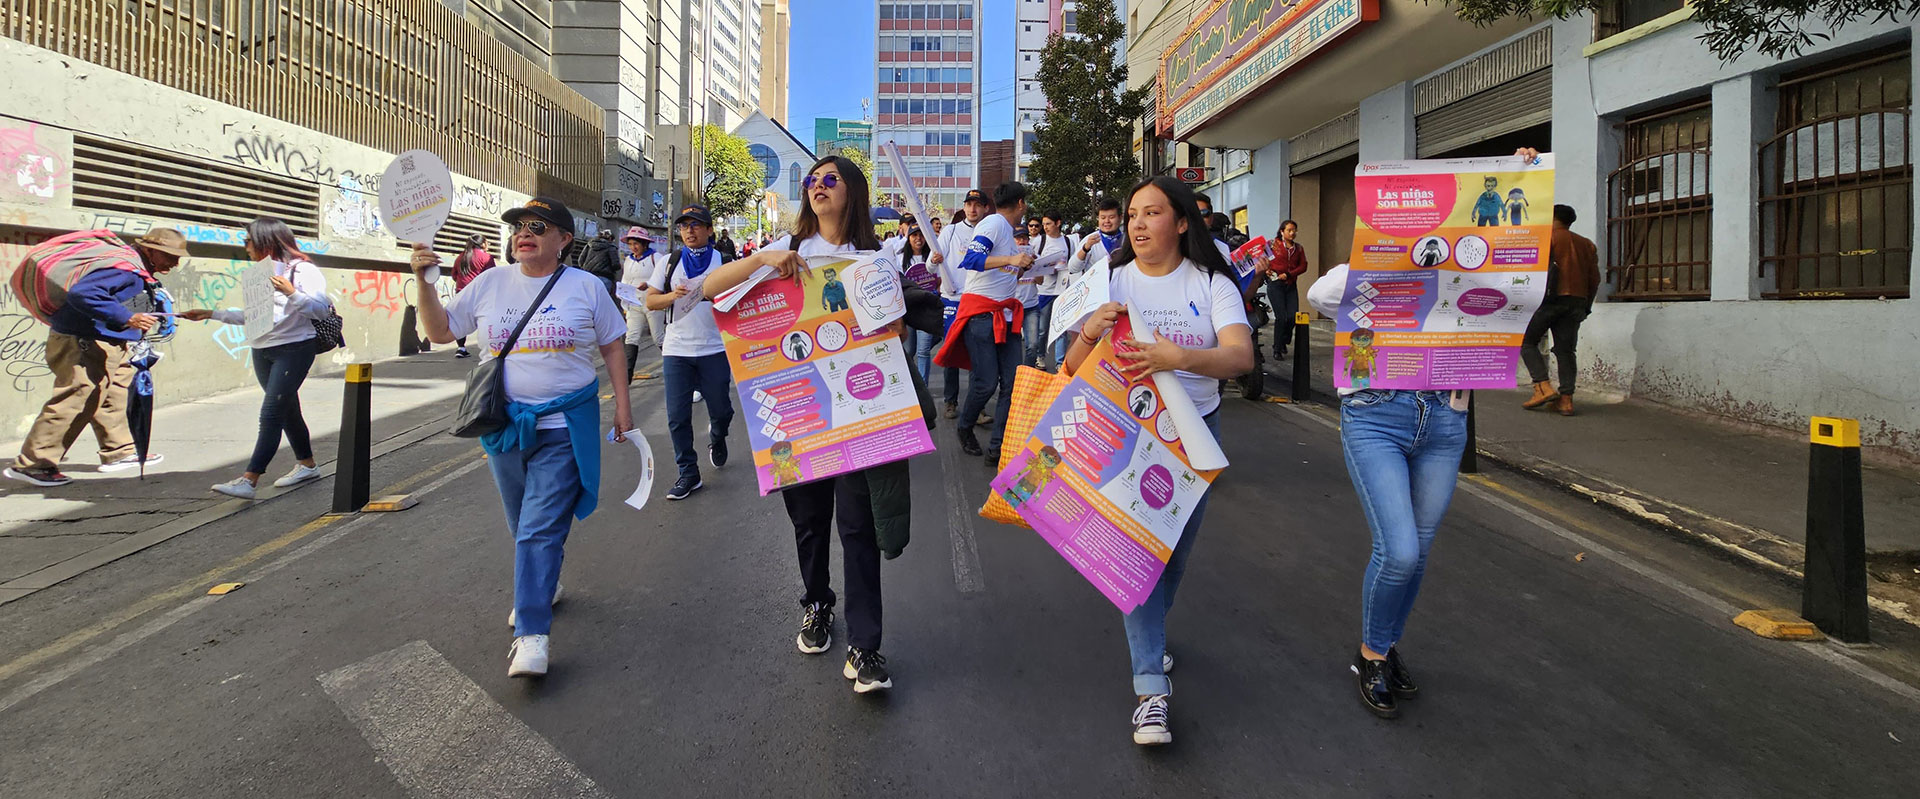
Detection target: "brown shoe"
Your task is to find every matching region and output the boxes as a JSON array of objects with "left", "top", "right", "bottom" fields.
[
  {"left": 1522, "top": 381, "right": 1557, "bottom": 410},
  {"left": 1554, "top": 394, "right": 1575, "bottom": 416}
]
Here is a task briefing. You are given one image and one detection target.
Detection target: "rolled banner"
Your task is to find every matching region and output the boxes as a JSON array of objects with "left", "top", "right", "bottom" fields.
[{"left": 1126, "top": 304, "right": 1229, "bottom": 471}]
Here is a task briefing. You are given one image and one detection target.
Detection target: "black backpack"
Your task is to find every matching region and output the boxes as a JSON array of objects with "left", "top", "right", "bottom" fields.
[{"left": 579, "top": 238, "right": 620, "bottom": 282}]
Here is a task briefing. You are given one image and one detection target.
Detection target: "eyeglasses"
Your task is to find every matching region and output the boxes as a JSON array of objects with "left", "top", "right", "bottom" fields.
[
  {"left": 514, "top": 220, "right": 551, "bottom": 236},
  {"left": 802, "top": 173, "right": 841, "bottom": 190}
]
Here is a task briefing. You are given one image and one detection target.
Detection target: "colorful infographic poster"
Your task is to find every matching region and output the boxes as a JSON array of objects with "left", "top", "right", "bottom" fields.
[
  {"left": 714, "top": 255, "right": 935, "bottom": 495},
  {"left": 1337, "top": 154, "right": 1555, "bottom": 390},
  {"left": 989, "top": 316, "right": 1220, "bottom": 612}
]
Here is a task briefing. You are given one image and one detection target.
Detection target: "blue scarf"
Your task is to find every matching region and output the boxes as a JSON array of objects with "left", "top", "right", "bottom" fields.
[
  {"left": 1098, "top": 231, "right": 1123, "bottom": 256},
  {"left": 480, "top": 380, "right": 604, "bottom": 520},
  {"left": 679, "top": 245, "right": 716, "bottom": 278}
]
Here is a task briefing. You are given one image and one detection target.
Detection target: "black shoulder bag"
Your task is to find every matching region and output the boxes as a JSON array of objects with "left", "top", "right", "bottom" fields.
[{"left": 449, "top": 267, "right": 570, "bottom": 438}]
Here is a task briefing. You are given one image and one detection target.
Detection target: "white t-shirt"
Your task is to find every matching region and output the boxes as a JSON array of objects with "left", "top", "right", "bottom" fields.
[
  {"left": 937, "top": 219, "right": 975, "bottom": 299},
  {"left": 621, "top": 251, "right": 658, "bottom": 288},
  {"left": 960, "top": 213, "right": 1020, "bottom": 301},
  {"left": 1079, "top": 259, "right": 1250, "bottom": 416},
  {"left": 648, "top": 247, "right": 728, "bottom": 358},
  {"left": 446, "top": 266, "right": 626, "bottom": 429},
  {"left": 1033, "top": 233, "right": 1075, "bottom": 296},
  {"left": 761, "top": 233, "right": 857, "bottom": 259},
  {"left": 1069, "top": 230, "right": 1122, "bottom": 276}
]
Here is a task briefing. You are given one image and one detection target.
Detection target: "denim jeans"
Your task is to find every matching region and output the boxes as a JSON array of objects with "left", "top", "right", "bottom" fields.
[
  {"left": 1122, "top": 412, "right": 1220, "bottom": 696},
  {"left": 488, "top": 427, "right": 581, "bottom": 637},
  {"left": 1339, "top": 390, "right": 1468, "bottom": 654},
  {"left": 910, "top": 328, "right": 936, "bottom": 382},
  {"left": 664, "top": 353, "right": 734, "bottom": 481},
  {"left": 958, "top": 310, "right": 1023, "bottom": 449},
  {"left": 1023, "top": 300, "right": 1052, "bottom": 369},
  {"left": 248, "top": 338, "right": 316, "bottom": 474}
]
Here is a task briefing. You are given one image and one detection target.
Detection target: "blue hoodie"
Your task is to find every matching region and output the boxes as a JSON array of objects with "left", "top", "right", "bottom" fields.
[{"left": 50, "top": 269, "right": 147, "bottom": 342}]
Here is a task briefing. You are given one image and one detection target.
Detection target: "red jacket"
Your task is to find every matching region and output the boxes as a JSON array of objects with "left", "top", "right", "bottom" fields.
[
  {"left": 452, "top": 248, "right": 494, "bottom": 291},
  {"left": 1267, "top": 239, "right": 1308, "bottom": 282},
  {"left": 934, "top": 293, "right": 1024, "bottom": 370}
]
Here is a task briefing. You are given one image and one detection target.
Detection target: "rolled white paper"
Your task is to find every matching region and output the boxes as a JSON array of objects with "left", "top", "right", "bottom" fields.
[{"left": 1127, "top": 305, "right": 1229, "bottom": 471}]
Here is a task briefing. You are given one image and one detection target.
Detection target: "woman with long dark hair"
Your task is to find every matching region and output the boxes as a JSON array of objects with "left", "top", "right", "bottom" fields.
[
  {"left": 184, "top": 217, "right": 334, "bottom": 499},
  {"left": 705, "top": 154, "right": 901, "bottom": 695},
  {"left": 1063, "top": 175, "right": 1253, "bottom": 746},
  {"left": 898, "top": 225, "right": 940, "bottom": 380},
  {"left": 451, "top": 233, "right": 497, "bottom": 358}
]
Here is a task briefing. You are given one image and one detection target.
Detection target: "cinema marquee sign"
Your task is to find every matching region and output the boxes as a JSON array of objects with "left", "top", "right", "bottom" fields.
[{"left": 1158, "top": 0, "right": 1378, "bottom": 138}]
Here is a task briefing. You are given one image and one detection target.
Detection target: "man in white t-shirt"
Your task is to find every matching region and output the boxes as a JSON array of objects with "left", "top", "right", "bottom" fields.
[
  {"left": 935, "top": 182, "right": 1036, "bottom": 463},
  {"left": 933, "top": 193, "right": 988, "bottom": 419},
  {"left": 644, "top": 204, "right": 735, "bottom": 500},
  {"left": 619, "top": 226, "right": 666, "bottom": 369}
]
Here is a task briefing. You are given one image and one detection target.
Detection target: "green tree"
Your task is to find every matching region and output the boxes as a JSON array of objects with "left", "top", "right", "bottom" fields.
[
  {"left": 1446, "top": 0, "right": 1917, "bottom": 60},
  {"left": 1027, "top": 0, "right": 1151, "bottom": 227},
  {"left": 694, "top": 124, "right": 762, "bottom": 221},
  {"left": 839, "top": 145, "right": 875, "bottom": 178}
]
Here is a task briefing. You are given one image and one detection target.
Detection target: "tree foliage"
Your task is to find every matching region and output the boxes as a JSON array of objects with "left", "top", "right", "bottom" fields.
[
  {"left": 1445, "top": 0, "right": 1918, "bottom": 60},
  {"left": 1027, "top": 0, "right": 1151, "bottom": 227},
  {"left": 839, "top": 145, "right": 875, "bottom": 179},
  {"left": 695, "top": 125, "right": 762, "bottom": 221}
]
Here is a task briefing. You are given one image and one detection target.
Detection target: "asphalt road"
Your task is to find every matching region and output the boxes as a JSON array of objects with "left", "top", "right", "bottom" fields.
[{"left": 2, "top": 367, "right": 1917, "bottom": 798}]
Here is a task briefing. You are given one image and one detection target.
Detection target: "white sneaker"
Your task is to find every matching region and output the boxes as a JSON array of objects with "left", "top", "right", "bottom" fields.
[
  {"left": 508, "top": 635, "right": 549, "bottom": 677},
  {"left": 98, "top": 453, "right": 163, "bottom": 473},
  {"left": 210, "top": 477, "right": 257, "bottom": 499},
  {"left": 693, "top": 390, "right": 704, "bottom": 403},
  {"left": 273, "top": 464, "right": 322, "bottom": 488},
  {"left": 1132, "top": 694, "right": 1172, "bottom": 745},
  {"left": 1163, "top": 651, "right": 1174, "bottom": 674},
  {"left": 507, "top": 583, "right": 563, "bottom": 628}
]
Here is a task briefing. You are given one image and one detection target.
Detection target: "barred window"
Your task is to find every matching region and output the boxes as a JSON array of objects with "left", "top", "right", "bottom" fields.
[
  {"left": 1607, "top": 100, "right": 1712, "bottom": 300},
  {"left": 1759, "top": 49, "right": 1912, "bottom": 299}
]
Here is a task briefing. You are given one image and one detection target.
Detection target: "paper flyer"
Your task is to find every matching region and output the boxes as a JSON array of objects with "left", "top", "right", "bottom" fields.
[
  {"left": 990, "top": 316, "right": 1220, "bottom": 612},
  {"left": 845, "top": 252, "right": 906, "bottom": 335},
  {"left": 1048, "top": 255, "right": 1111, "bottom": 337},
  {"left": 240, "top": 259, "right": 276, "bottom": 344},
  {"left": 714, "top": 255, "right": 935, "bottom": 495},
  {"left": 609, "top": 427, "right": 655, "bottom": 511},
  {"left": 1336, "top": 154, "right": 1555, "bottom": 390},
  {"left": 614, "top": 282, "right": 645, "bottom": 307}
]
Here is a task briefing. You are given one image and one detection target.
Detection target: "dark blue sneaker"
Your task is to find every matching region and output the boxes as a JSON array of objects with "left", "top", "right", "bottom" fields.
[
  {"left": 709, "top": 436, "right": 728, "bottom": 468},
  {"left": 666, "top": 475, "right": 702, "bottom": 500}
]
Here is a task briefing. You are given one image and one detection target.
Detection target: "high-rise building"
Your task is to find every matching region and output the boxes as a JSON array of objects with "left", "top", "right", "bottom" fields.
[
  {"left": 1015, "top": 0, "right": 1070, "bottom": 182},
  {"left": 873, "top": 0, "right": 982, "bottom": 213},
  {"left": 980, "top": 139, "right": 1016, "bottom": 192},
  {"left": 760, "top": 0, "right": 792, "bottom": 125},
  {"left": 814, "top": 119, "right": 875, "bottom": 160},
  {"left": 690, "top": 0, "right": 765, "bottom": 131}
]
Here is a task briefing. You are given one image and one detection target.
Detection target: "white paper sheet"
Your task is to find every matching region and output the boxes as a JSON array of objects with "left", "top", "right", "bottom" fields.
[
  {"left": 610, "top": 426, "right": 655, "bottom": 511},
  {"left": 240, "top": 259, "right": 276, "bottom": 345},
  {"left": 1049, "top": 256, "right": 1111, "bottom": 338},
  {"left": 614, "top": 282, "right": 645, "bottom": 307},
  {"left": 711, "top": 265, "right": 776, "bottom": 312},
  {"left": 1127, "top": 305, "right": 1229, "bottom": 471},
  {"left": 847, "top": 252, "right": 906, "bottom": 335}
]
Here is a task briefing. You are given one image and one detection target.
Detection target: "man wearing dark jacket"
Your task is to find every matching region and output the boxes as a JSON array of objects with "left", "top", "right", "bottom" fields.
[
  {"left": 578, "top": 229, "right": 622, "bottom": 288},
  {"left": 1522, "top": 204, "right": 1602, "bottom": 416},
  {"left": 6, "top": 228, "right": 190, "bottom": 487}
]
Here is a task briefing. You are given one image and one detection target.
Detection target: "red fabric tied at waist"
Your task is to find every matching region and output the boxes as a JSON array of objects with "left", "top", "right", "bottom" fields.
[{"left": 934, "top": 293, "right": 1024, "bottom": 371}]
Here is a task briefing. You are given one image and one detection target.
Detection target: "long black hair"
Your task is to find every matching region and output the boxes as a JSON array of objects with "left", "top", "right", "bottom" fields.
[
  {"left": 245, "top": 217, "right": 306, "bottom": 262},
  {"left": 1108, "top": 176, "right": 1230, "bottom": 279},
  {"left": 792, "top": 155, "right": 881, "bottom": 251},
  {"left": 903, "top": 225, "right": 932, "bottom": 259}
]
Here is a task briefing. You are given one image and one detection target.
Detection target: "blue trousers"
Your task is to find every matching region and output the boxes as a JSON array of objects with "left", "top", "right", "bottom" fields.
[
  {"left": 1122, "top": 412, "right": 1220, "bottom": 696},
  {"left": 910, "top": 328, "right": 936, "bottom": 382},
  {"left": 958, "top": 311, "right": 1023, "bottom": 450},
  {"left": 1339, "top": 390, "right": 1468, "bottom": 653},
  {"left": 488, "top": 427, "right": 581, "bottom": 637},
  {"left": 664, "top": 353, "right": 734, "bottom": 481}
]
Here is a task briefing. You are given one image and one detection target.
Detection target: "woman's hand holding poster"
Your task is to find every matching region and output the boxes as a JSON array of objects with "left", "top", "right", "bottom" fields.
[
  {"left": 714, "top": 255, "right": 935, "bottom": 495},
  {"left": 1337, "top": 154, "right": 1555, "bottom": 389},
  {"left": 990, "top": 315, "right": 1219, "bottom": 612}
]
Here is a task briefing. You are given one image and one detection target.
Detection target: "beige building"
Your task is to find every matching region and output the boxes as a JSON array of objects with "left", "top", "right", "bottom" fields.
[{"left": 760, "top": 0, "right": 793, "bottom": 125}]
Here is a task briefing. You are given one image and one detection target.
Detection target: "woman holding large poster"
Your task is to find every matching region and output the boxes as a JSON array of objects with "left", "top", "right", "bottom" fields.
[
  {"left": 1062, "top": 176, "right": 1253, "bottom": 746},
  {"left": 703, "top": 155, "right": 902, "bottom": 696}
]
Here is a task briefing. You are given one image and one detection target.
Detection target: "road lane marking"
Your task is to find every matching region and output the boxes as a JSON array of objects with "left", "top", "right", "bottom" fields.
[
  {"left": 937, "top": 435, "right": 986, "bottom": 594},
  {"left": 319, "top": 641, "right": 613, "bottom": 799}
]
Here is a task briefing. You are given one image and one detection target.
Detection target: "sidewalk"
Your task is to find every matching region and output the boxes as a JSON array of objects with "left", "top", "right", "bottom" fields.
[
  {"left": 1261, "top": 316, "right": 1920, "bottom": 614},
  {"left": 0, "top": 351, "right": 476, "bottom": 604}
]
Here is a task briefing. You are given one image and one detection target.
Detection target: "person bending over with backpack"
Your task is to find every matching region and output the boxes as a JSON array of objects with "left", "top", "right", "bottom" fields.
[{"left": 5, "top": 228, "right": 191, "bottom": 487}]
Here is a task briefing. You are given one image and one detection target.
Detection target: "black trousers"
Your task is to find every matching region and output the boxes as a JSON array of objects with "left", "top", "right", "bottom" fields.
[
  {"left": 782, "top": 471, "right": 883, "bottom": 651},
  {"left": 1521, "top": 296, "right": 1592, "bottom": 395}
]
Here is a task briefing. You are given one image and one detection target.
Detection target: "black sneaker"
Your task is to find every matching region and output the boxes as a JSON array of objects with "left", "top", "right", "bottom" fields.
[
  {"left": 666, "top": 475, "right": 702, "bottom": 500},
  {"left": 1385, "top": 647, "right": 1418, "bottom": 699},
  {"left": 956, "top": 428, "right": 983, "bottom": 457},
  {"left": 983, "top": 447, "right": 1000, "bottom": 466},
  {"left": 796, "top": 602, "right": 833, "bottom": 654},
  {"left": 843, "top": 647, "right": 892, "bottom": 693},
  {"left": 1131, "top": 694, "right": 1171, "bottom": 745},
  {"left": 455, "top": 348, "right": 472, "bottom": 359},
  {"left": 4, "top": 467, "right": 71, "bottom": 487},
  {"left": 1351, "top": 651, "right": 1399, "bottom": 719},
  {"left": 709, "top": 436, "right": 729, "bottom": 468}
]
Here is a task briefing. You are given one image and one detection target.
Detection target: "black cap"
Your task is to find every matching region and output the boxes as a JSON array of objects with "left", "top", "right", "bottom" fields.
[
  {"left": 502, "top": 196, "right": 576, "bottom": 235},
  {"left": 963, "top": 189, "right": 989, "bottom": 205},
  {"left": 675, "top": 204, "right": 714, "bottom": 227}
]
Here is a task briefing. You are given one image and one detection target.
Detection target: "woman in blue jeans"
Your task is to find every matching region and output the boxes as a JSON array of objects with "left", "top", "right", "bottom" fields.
[
  {"left": 185, "top": 218, "right": 332, "bottom": 500},
  {"left": 1063, "top": 176, "right": 1252, "bottom": 746},
  {"left": 409, "top": 196, "right": 633, "bottom": 679}
]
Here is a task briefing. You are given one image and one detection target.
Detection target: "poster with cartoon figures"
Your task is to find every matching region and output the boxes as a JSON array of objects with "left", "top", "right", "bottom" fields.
[
  {"left": 714, "top": 255, "right": 935, "bottom": 495},
  {"left": 1336, "top": 154, "right": 1555, "bottom": 390},
  {"left": 989, "top": 315, "right": 1220, "bottom": 612}
]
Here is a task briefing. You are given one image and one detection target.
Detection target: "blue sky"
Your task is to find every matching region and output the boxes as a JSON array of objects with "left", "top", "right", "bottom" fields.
[{"left": 786, "top": 0, "right": 1017, "bottom": 146}]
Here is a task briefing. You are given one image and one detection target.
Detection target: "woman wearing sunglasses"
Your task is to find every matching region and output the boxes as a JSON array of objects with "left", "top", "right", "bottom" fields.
[
  {"left": 705, "top": 156, "right": 902, "bottom": 695},
  {"left": 409, "top": 197, "right": 633, "bottom": 679}
]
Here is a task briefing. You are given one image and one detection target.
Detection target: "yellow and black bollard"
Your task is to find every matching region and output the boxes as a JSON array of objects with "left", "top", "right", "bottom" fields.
[
  {"left": 1290, "top": 312, "right": 1311, "bottom": 403},
  {"left": 333, "top": 363, "right": 373, "bottom": 515},
  {"left": 1803, "top": 416, "right": 1868, "bottom": 643}
]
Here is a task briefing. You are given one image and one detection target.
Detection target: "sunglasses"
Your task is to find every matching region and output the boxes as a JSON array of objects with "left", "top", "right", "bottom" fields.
[
  {"left": 802, "top": 173, "right": 841, "bottom": 190},
  {"left": 514, "top": 220, "right": 553, "bottom": 236}
]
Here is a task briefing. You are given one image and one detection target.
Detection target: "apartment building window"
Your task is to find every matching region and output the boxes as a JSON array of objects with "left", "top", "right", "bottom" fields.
[
  {"left": 1759, "top": 48, "right": 1912, "bottom": 298},
  {"left": 1592, "top": 0, "right": 1685, "bottom": 41},
  {"left": 1063, "top": 11, "right": 1078, "bottom": 33},
  {"left": 1606, "top": 99, "right": 1713, "bottom": 300}
]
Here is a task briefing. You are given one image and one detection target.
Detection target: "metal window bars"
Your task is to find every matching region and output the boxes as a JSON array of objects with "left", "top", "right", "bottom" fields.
[{"left": 1606, "top": 100, "right": 1713, "bottom": 300}]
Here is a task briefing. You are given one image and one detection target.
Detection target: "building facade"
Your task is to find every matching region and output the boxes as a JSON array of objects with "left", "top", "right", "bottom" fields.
[
  {"left": 1139, "top": 0, "right": 1920, "bottom": 457},
  {"left": 0, "top": 0, "right": 605, "bottom": 429},
  {"left": 874, "top": 0, "right": 984, "bottom": 213},
  {"left": 1015, "top": 0, "right": 1070, "bottom": 182},
  {"left": 733, "top": 112, "right": 819, "bottom": 231},
  {"left": 761, "top": 0, "right": 793, "bottom": 125},
  {"left": 814, "top": 119, "right": 876, "bottom": 160},
  {"left": 981, "top": 138, "right": 1017, "bottom": 191}
]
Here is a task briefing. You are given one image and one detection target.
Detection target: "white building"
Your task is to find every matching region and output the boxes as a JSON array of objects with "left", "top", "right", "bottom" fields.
[
  {"left": 1134, "top": 0, "right": 1920, "bottom": 458},
  {"left": 874, "top": 0, "right": 984, "bottom": 213},
  {"left": 731, "top": 111, "right": 818, "bottom": 231},
  {"left": 1014, "top": 0, "right": 1067, "bottom": 182}
]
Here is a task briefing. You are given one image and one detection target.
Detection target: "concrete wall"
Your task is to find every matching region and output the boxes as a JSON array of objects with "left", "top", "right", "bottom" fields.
[{"left": 1554, "top": 15, "right": 1920, "bottom": 456}]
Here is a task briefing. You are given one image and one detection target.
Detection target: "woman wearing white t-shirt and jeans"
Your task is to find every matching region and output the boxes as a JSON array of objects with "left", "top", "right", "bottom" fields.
[
  {"left": 185, "top": 218, "right": 334, "bottom": 500},
  {"left": 704, "top": 154, "right": 898, "bottom": 695},
  {"left": 1064, "top": 176, "right": 1253, "bottom": 746},
  {"left": 409, "top": 196, "right": 634, "bottom": 679}
]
